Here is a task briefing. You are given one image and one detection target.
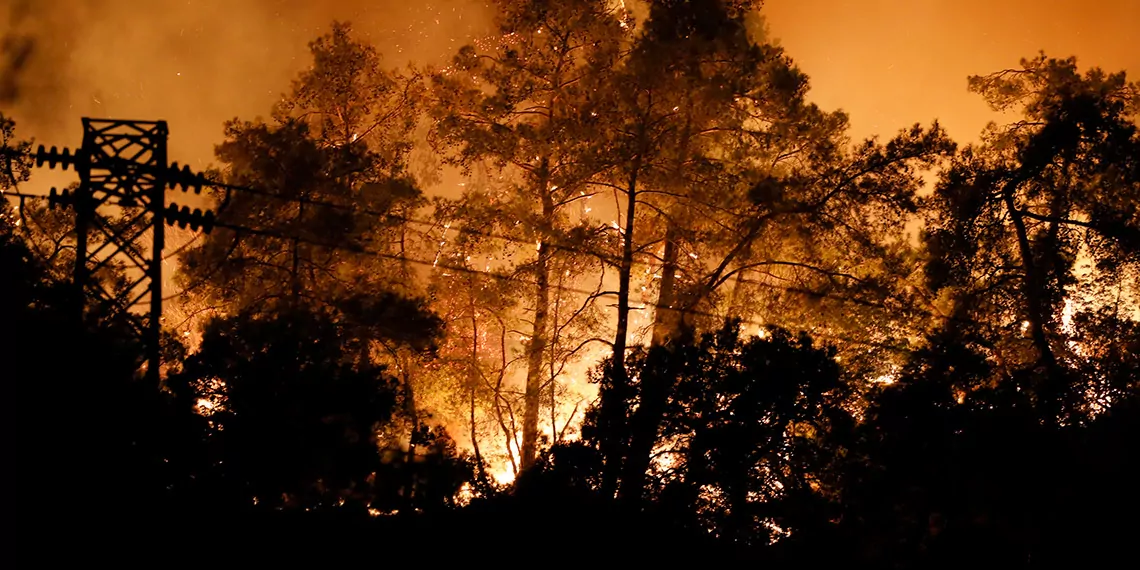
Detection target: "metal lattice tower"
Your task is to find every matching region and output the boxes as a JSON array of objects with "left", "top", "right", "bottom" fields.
[
  {"left": 90, "top": 119, "right": 166, "bottom": 382},
  {"left": 36, "top": 118, "right": 212, "bottom": 382}
]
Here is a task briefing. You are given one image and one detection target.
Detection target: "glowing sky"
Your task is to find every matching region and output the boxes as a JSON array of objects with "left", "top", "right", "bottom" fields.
[
  {"left": 2, "top": 1, "right": 1135, "bottom": 461},
  {"left": 0, "top": 0, "right": 491, "bottom": 174},
  {"left": 764, "top": 0, "right": 1140, "bottom": 142},
  {"left": 1, "top": 0, "right": 1137, "bottom": 183}
]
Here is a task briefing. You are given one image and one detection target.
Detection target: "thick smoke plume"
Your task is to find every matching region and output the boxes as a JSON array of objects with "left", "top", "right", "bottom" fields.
[
  {"left": 0, "top": 0, "right": 490, "bottom": 166},
  {"left": 0, "top": 1, "right": 34, "bottom": 105}
]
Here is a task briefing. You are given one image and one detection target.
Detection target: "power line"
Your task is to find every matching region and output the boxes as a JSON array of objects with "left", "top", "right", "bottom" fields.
[
  {"left": 1, "top": 189, "right": 50, "bottom": 201},
  {"left": 200, "top": 177, "right": 622, "bottom": 264},
  {"left": 160, "top": 234, "right": 241, "bottom": 301},
  {"left": 23, "top": 120, "right": 172, "bottom": 383},
  {"left": 199, "top": 218, "right": 910, "bottom": 353},
  {"left": 174, "top": 172, "right": 922, "bottom": 314},
  {"left": 7, "top": 171, "right": 918, "bottom": 354},
  {"left": 163, "top": 233, "right": 202, "bottom": 261},
  {"left": 7, "top": 187, "right": 909, "bottom": 352},
  {"left": 10, "top": 166, "right": 857, "bottom": 290}
]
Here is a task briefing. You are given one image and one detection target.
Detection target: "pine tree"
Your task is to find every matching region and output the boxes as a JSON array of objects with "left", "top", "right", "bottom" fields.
[
  {"left": 179, "top": 22, "right": 427, "bottom": 320},
  {"left": 597, "top": 0, "right": 954, "bottom": 501},
  {"left": 925, "top": 53, "right": 1140, "bottom": 424},
  {"left": 429, "top": 0, "right": 626, "bottom": 470}
]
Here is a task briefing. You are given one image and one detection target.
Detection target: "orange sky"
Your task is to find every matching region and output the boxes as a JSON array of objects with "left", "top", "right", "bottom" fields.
[
  {"left": 764, "top": 0, "right": 1140, "bottom": 142},
  {"left": 1, "top": 0, "right": 1137, "bottom": 186},
  {"left": 3, "top": 0, "right": 1134, "bottom": 469},
  {"left": 0, "top": 0, "right": 490, "bottom": 177}
]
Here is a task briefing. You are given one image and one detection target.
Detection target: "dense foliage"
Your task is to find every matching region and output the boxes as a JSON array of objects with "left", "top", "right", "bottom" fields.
[{"left": 1, "top": 0, "right": 1137, "bottom": 563}]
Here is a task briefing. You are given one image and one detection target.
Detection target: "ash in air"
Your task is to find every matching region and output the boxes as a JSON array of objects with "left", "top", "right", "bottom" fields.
[{"left": 1, "top": 0, "right": 1138, "bottom": 563}]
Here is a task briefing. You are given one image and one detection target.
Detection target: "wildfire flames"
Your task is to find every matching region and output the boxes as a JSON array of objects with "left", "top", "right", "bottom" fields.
[{"left": 6, "top": 0, "right": 1137, "bottom": 496}]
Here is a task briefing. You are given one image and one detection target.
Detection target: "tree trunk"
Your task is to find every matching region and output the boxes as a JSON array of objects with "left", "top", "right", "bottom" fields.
[
  {"left": 290, "top": 201, "right": 304, "bottom": 302},
  {"left": 623, "top": 105, "right": 691, "bottom": 499},
  {"left": 616, "top": 222, "right": 683, "bottom": 502},
  {"left": 469, "top": 305, "right": 487, "bottom": 484},
  {"left": 726, "top": 265, "right": 750, "bottom": 322},
  {"left": 600, "top": 153, "right": 641, "bottom": 496},
  {"left": 1003, "top": 183, "right": 1063, "bottom": 424},
  {"left": 651, "top": 111, "right": 693, "bottom": 345},
  {"left": 618, "top": 343, "right": 682, "bottom": 503},
  {"left": 651, "top": 223, "right": 681, "bottom": 345},
  {"left": 612, "top": 157, "right": 641, "bottom": 384},
  {"left": 401, "top": 361, "right": 419, "bottom": 511},
  {"left": 521, "top": 187, "right": 554, "bottom": 470}
]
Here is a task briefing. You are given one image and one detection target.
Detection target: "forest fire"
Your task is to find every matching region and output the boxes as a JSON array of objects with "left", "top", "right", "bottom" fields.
[{"left": 2, "top": 0, "right": 1139, "bottom": 563}]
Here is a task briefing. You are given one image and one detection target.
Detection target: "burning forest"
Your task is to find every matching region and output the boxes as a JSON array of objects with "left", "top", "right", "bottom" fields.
[{"left": 2, "top": 0, "right": 1139, "bottom": 564}]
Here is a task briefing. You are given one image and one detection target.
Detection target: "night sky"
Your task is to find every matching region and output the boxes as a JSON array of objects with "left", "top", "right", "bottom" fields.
[{"left": 3, "top": 0, "right": 1136, "bottom": 173}]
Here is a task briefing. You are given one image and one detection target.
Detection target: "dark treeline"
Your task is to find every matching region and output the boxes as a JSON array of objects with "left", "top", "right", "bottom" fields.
[{"left": 2, "top": 0, "right": 1139, "bottom": 564}]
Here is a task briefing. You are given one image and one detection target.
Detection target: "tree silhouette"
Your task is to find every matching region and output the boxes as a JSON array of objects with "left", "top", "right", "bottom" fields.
[
  {"left": 6, "top": 8, "right": 1140, "bottom": 559},
  {"left": 168, "top": 305, "right": 469, "bottom": 513},
  {"left": 429, "top": 0, "right": 626, "bottom": 470},
  {"left": 1, "top": 202, "right": 201, "bottom": 530},
  {"left": 840, "top": 56, "right": 1140, "bottom": 563},
  {"left": 591, "top": 0, "right": 955, "bottom": 502},
  {"left": 179, "top": 23, "right": 428, "bottom": 321},
  {"left": 583, "top": 320, "right": 851, "bottom": 548},
  {"left": 925, "top": 53, "right": 1140, "bottom": 425}
]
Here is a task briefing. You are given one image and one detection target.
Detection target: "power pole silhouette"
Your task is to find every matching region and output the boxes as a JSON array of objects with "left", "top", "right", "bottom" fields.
[{"left": 36, "top": 118, "right": 212, "bottom": 382}]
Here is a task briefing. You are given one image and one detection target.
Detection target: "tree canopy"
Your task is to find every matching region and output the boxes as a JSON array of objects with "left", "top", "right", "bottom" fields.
[{"left": 2, "top": 2, "right": 1138, "bottom": 562}]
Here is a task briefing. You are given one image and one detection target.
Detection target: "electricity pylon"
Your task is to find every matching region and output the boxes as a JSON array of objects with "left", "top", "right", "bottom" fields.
[{"left": 35, "top": 118, "right": 213, "bottom": 382}]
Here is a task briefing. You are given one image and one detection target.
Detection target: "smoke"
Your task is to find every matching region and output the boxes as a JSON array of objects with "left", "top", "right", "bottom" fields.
[
  {"left": 0, "top": 0, "right": 491, "bottom": 168},
  {"left": 0, "top": 1, "right": 33, "bottom": 105}
]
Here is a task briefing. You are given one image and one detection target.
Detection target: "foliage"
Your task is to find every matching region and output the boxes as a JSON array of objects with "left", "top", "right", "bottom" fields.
[
  {"left": 178, "top": 22, "right": 429, "bottom": 320},
  {"left": 168, "top": 306, "right": 470, "bottom": 512},
  {"left": 924, "top": 53, "right": 1140, "bottom": 423},
  {"left": 5, "top": 10, "right": 1140, "bottom": 562},
  {"left": 583, "top": 320, "right": 851, "bottom": 546},
  {"left": 0, "top": 113, "right": 32, "bottom": 190},
  {"left": 428, "top": 0, "right": 626, "bottom": 469},
  {"left": 1, "top": 197, "right": 200, "bottom": 524},
  {"left": 278, "top": 21, "right": 423, "bottom": 169},
  {"left": 839, "top": 326, "right": 1140, "bottom": 566}
]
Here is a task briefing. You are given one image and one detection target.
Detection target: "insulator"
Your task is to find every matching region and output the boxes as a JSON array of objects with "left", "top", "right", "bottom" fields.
[
  {"left": 167, "top": 163, "right": 203, "bottom": 193},
  {"left": 48, "top": 187, "right": 62, "bottom": 209},
  {"left": 162, "top": 202, "right": 215, "bottom": 233},
  {"left": 34, "top": 145, "right": 78, "bottom": 170},
  {"left": 178, "top": 205, "right": 193, "bottom": 229},
  {"left": 167, "top": 162, "right": 183, "bottom": 190},
  {"left": 47, "top": 187, "right": 74, "bottom": 210},
  {"left": 164, "top": 202, "right": 181, "bottom": 226},
  {"left": 200, "top": 210, "right": 216, "bottom": 234},
  {"left": 187, "top": 208, "right": 203, "bottom": 231}
]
